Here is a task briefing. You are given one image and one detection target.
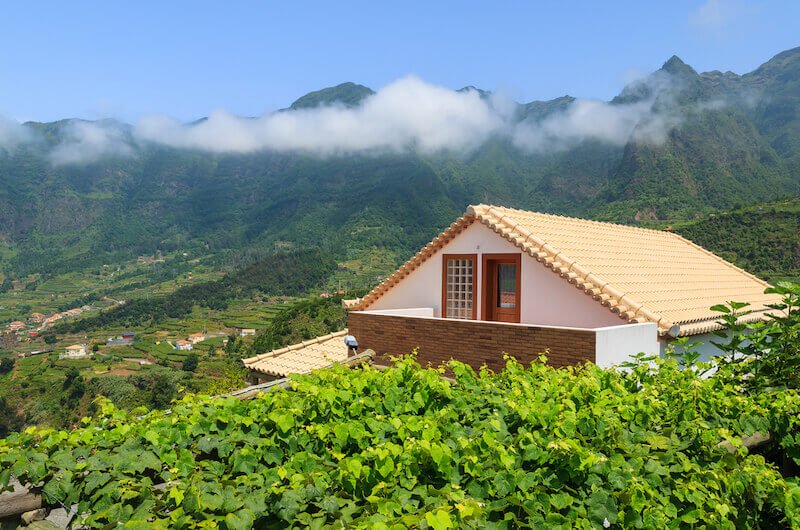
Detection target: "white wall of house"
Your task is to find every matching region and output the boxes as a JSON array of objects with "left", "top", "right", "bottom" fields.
[
  {"left": 369, "top": 222, "right": 623, "bottom": 328},
  {"left": 659, "top": 332, "right": 726, "bottom": 363},
  {"left": 595, "top": 323, "right": 660, "bottom": 368}
]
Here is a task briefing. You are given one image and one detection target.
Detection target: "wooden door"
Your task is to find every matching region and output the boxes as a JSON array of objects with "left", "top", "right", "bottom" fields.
[{"left": 482, "top": 254, "right": 521, "bottom": 323}]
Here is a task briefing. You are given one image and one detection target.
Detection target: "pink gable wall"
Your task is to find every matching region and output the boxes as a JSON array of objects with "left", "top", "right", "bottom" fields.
[{"left": 367, "top": 222, "right": 622, "bottom": 328}]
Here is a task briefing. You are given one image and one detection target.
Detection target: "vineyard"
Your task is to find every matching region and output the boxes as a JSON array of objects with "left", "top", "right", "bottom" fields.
[{"left": 2, "top": 351, "right": 800, "bottom": 528}]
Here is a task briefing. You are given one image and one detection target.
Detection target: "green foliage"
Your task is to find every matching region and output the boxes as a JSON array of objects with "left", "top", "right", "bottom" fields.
[
  {"left": 2, "top": 350, "right": 800, "bottom": 527},
  {"left": 57, "top": 249, "right": 336, "bottom": 332},
  {"left": 0, "top": 357, "right": 14, "bottom": 374},
  {"left": 710, "top": 282, "right": 800, "bottom": 391},
  {"left": 289, "top": 82, "right": 375, "bottom": 110},
  {"left": 182, "top": 353, "right": 199, "bottom": 373},
  {"left": 60, "top": 367, "right": 85, "bottom": 410},
  {"left": 249, "top": 297, "right": 347, "bottom": 355},
  {"left": 676, "top": 200, "right": 800, "bottom": 281},
  {"left": 0, "top": 396, "right": 22, "bottom": 438},
  {"left": 4, "top": 48, "right": 800, "bottom": 288}
]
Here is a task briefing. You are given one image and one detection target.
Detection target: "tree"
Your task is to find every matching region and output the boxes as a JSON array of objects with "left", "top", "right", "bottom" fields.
[
  {"left": 182, "top": 352, "right": 199, "bottom": 372},
  {"left": 62, "top": 367, "right": 85, "bottom": 405},
  {"left": 148, "top": 374, "right": 177, "bottom": 409},
  {"left": 0, "top": 357, "right": 15, "bottom": 374}
]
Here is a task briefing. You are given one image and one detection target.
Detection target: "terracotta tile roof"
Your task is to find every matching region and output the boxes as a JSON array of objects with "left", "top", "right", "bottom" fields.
[
  {"left": 350, "top": 204, "right": 781, "bottom": 336},
  {"left": 242, "top": 330, "right": 350, "bottom": 377}
]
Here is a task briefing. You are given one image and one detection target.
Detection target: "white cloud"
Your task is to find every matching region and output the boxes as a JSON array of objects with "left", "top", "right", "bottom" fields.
[
  {"left": 5, "top": 74, "right": 714, "bottom": 163},
  {"left": 134, "top": 76, "right": 686, "bottom": 156},
  {"left": 512, "top": 99, "right": 676, "bottom": 152},
  {"left": 49, "top": 121, "right": 134, "bottom": 165},
  {"left": 136, "top": 77, "right": 507, "bottom": 155},
  {"left": 0, "top": 115, "right": 33, "bottom": 151}
]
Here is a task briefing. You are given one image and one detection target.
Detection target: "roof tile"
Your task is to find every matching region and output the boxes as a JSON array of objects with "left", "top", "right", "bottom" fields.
[{"left": 242, "top": 330, "right": 350, "bottom": 377}]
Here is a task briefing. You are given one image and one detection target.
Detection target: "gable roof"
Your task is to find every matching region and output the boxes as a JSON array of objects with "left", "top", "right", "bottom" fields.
[
  {"left": 348, "top": 204, "right": 780, "bottom": 336},
  {"left": 242, "top": 330, "right": 349, "bottom": 377}
]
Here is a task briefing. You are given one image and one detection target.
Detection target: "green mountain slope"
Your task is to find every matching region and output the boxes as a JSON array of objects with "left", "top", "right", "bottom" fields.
[
  {"left": 288, "top": 82, "right": 375, "bottom": 110},
  {"left": 1, "top": 47, "right": 800, "bottom": 281},
  {"left": 675, "top": 199, "right": 800, "bottom": 282}
]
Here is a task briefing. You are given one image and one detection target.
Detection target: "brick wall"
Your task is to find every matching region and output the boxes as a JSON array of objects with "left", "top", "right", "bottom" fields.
[{"left": 348, "top": 312, "right": 596, "bottom": 372}]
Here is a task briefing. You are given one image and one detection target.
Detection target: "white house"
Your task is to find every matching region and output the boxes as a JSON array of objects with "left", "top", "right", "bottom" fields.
[
  {"left": 337, "top": 204, "right": 781, "bottom": 371},
  {"left": 188, "top": 333, "right": 206, "bottom": 345},
  {"left": 174, "top": 340, "right": 193, "bottom": 351},
  {"left": 60, "top": 344, "right": 88, "bottom": 359}
]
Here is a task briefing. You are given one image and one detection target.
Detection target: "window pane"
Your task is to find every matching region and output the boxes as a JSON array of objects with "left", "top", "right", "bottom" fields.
[
  {"left": 445, "top": 257, "right": 474, "bottom": 319},
  {"left": 497, "top": 263, "right": 516, "bottom": 308}
]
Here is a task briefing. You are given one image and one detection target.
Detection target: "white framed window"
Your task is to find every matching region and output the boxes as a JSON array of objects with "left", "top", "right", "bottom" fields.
[{"left": 442, "top": 254, "right": 476, "bottom": 319}]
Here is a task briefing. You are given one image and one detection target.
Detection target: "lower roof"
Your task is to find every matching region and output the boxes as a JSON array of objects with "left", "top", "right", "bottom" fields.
[{"left": 242, "top": 330, "right": 350, "bottom": 377}]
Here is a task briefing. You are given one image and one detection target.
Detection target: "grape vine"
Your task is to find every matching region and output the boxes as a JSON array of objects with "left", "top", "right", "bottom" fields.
[{"left": 2, "top": 353, "right": 800, "bottom": 528}]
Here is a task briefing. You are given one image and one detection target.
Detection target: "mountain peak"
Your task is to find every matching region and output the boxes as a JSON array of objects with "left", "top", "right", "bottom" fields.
[
  {"left": 661, "top": 55, "right": 698, "bottom": 76},
  {"left": 457, "top": 86, "right": 492, "bottom": 99},
  {"left": 289, "top": 82, "right": 375, "bottom": 110}
]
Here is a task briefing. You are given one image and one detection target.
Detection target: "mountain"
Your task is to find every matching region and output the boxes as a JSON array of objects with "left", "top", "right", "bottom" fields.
[
  {"left": 1, "top": 47, "right": 800, "bottom": 282},
  {"left": 288, "top": 82, "right": 375, "bottom": 110},
  {"left": 674, "top": 198, "right": 800, "bottom": 282},
  {"left": 594, "top": 51, "right": 797, "bottom": 220}
]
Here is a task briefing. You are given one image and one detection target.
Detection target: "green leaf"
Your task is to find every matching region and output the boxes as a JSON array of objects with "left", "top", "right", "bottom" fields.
[
  {"left": 270, "top": 411, "right": 295, "bottom": 433},
  {"left": 225, "top": 508, "right": 255, "bottom": 530},
  {"left": 550, "top": 492, "right": 574, "bottom": 510},
  {"left": 425, "top": 509, "right": 453, "bottom": 530}
]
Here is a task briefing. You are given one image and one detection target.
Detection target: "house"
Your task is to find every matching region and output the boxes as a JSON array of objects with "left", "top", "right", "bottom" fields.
[
  {"left": 60, "top": 344, "right": 88, "bottom": 359},
  {"left": 30, "top": 312, "right": 46, "bottom": 323},
  {"left": 243, "top": 330, "right": 350, "bottom": 383},
  {"left": 107, "top": 335, "right": 134, "bottom": 346},
  {"left": 240, "top": 328, "right": 256, "bottom": 337},
  {"left": 188, "top": 333, "right": 206, "bottom": 345},
  {"left": 8, "top": 321, "right": 25, "bottom": 332},
  {"left": 174, "top": 340, "right": 193, "bottom": 351},
  {"left": 335, "top": 204, "right": 781, "bottom": 372},
  {"left": 121, "top": 331, "right": 136, "bottom": 341}
]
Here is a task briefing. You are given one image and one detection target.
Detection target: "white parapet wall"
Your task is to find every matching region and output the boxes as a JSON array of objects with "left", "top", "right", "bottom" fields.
[
  {"left": 362, "top": 307, "right": 436, "bottom": 317},
  {"left": 594, "top": 322, "right": 660, "bottom": 368}
]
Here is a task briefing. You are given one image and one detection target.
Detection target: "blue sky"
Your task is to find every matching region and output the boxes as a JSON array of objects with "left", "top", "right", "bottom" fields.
[{"left": 1, "top": 0, "right": 798, "bottom": 122}]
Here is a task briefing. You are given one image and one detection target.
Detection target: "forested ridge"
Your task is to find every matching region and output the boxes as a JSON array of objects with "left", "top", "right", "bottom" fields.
[{"left": 2, "top": 47, "right": 800, "bottom": 282}]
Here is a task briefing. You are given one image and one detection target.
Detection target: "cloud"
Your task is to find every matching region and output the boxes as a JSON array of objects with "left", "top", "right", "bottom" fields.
[
  {"left": 136, "top": 77, "right": 507, "bottom": 155},
  {"left": 0, "top": 115, "right": 34, "bottom": 151},
  {"left": 688, "top": 0, "right": 749, "bottom": 34},
  {"left": 48, "top": 121, "right": 134, "bottom": 165},
  {"left": 512, "top": 99, "right": 673, "bottom": 151},
  {"left": 513, "top": 71, "right": 685, "bottom": 152},
  {"left": 13, "top": 73, "right": 712, "bottom": 163},
  {"left": 134, "top": 76, "right": 688, "bottom": 157}
]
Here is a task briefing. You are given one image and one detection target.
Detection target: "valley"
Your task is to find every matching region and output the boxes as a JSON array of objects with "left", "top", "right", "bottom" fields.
[{"left": 1, "top": 46, "right": 800, "bottom": 437}]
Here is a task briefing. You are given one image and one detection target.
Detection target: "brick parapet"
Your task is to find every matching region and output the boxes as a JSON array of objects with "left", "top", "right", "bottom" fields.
[{"left": 348, "top": 312, "right": 596, "bottom": 372}]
